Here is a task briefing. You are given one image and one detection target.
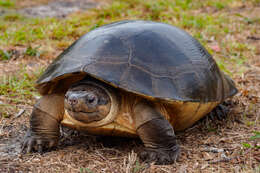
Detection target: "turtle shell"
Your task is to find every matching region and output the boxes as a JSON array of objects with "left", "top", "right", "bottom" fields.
[{"left": 37, "top": 20, "right": 237, "bottom": 102}]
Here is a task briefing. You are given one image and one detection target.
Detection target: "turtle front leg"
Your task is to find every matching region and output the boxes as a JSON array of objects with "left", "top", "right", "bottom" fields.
[
  {"left": 133, "top": 101, "right": 180, "bottom": 165},
  {"left": 22, "top": 94, "right": 64, "bottom": 153}
]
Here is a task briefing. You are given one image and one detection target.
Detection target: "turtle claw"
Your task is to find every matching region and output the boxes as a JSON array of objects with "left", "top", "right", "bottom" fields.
[
  {"left": 21, "top": 130, "right": 58, "bottom": 154},
  {"left": 209, "top": 103, "right": 229, "bottom": 121},
  {"left": 21, "top": 131, "right": 34, "bottom": 154},
  {"left": 139, "top": 146, "right": 180, "bottom": 165}
]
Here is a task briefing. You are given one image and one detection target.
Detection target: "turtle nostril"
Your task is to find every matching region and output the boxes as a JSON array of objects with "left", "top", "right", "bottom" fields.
[{"left": 68, "top": 97, "right": 78, "bottom": 105}]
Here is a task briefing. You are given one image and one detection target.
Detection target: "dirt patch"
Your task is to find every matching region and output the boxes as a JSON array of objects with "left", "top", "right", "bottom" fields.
[
  {"left": 20, "top": 0, "right": 98, "bottom": 18},
  {"left": 15, "top": 0, "right": 55, "bottom": 9},
  {"left": 0, "top": 58, "right": 49, "bottom": 77},
  {"left": 0, "top": 96, "right": 259, "bottom": 172},
  {"left": 0, "top": 9, "right": 6, "bottom": 15},
  {"left": 0, "top": 1, "right": 259, "bottom": 172}
]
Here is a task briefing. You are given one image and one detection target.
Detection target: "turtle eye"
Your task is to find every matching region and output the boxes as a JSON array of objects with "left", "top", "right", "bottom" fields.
[
  {"left": 89, "top": 97, "right": 95, "bottom": 103},
  {"left": 87, "top": 95, "right": 96, "bottom": 104}
]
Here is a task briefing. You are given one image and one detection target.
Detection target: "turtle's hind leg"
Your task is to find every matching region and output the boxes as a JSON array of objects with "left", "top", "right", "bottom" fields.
[
  {"left": 208, "top": 102, "right": 230, "bottom": 120},
  {"left": 133, "top": 100, "right": 180, "bottom": 165},
  {"left": 22, "top": 94, "right": 64, "bottom": 153}
]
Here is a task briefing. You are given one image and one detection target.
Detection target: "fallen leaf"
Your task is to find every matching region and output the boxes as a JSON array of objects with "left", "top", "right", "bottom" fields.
[{"left": 202, "top": 152, "right": 214, "bottom": 161}]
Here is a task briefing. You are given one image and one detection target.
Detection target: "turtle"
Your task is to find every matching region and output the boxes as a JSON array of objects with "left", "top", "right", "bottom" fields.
[{"left": 22, "top": 20, "right": 238, "bottom": 165}]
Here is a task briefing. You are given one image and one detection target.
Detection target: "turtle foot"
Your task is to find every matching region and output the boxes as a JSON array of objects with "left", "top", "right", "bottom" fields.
[
  {"left": 21, "top": 129, "right": 58, "bottom": 154},
  {"left": 209, "top": 103, "right": 229, "bottom": 120},
  {"left": 139, "top": 146, "right": 180, "bottom": 165}
]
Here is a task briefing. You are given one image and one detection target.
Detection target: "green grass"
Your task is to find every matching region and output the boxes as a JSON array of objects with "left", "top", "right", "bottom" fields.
[
  {"left": 25, "top": 45, "right": 41, "bottom": 57},
  {"left": 0, "top": 0, "right": 241, "bottom": 46},
  {"left": 0, "top": 0, "right": 15, "bottom": 8},
  {"left": 0, "top": 0, "right": 258, "bottom": 103},
  {"left": 241, "top": 131, "right": 260, "bottom": 150},
  {"left": 79, "top": 168, "right": 94, "bottom": 173},
  {"left": 250, "top": 131, "right": 260, "bottom": 141},
  {"left": 0, "top": 0, "right": 259, "bottom": 172},
  {"left": 0, "top": 49, "right": 11, "bottom": 60},
  {"left": 0, "top": 0, "right": 247, "bottom": 44},
  {"left": 1, "top": 0, "right": 258, "bottom": 97},
  {"left": 0, "top": 66, "right": 41, "bottom": 117},
  {"left": 132, "top": 160, "right": 145, "bottom": 173},
  {"left": 0, "top": 67, "right": 41, "bottom": 104}
]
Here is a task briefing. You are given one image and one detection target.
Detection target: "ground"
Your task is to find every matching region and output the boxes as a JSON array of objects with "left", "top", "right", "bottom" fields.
[{"left": 0, "top": 0, "right": 259, "bottom": 172}]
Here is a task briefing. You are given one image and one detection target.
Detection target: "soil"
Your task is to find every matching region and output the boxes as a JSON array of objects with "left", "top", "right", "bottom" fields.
[
  {"left": 0, "top": 1, "right": 259, "bottom": 173},
  {"left": 0, "top": 47, "right": 259, "bottom": 173},
  {"left": 0, "top": 0, "right": 98, "bottom": 18},
  {"left": 19, "top": 0, "right": 98, "bottom": 18}
]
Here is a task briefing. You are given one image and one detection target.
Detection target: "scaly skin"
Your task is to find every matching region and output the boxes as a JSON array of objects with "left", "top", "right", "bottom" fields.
[
  {"left": 22, "top": 94, "right": 64, "bottom": 153},
  {"left": 208, "top": 103, "right": 229, "bottom": 120},
  {"left": 134, "top": 101, "right": 180, "bottom": 164},
  {"left": 22, "top": 80, "right": 179, "bottom": 165}
]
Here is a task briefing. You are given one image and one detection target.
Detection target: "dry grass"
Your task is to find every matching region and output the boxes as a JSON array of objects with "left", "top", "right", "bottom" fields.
[{"left": 0, "top": 0, "right": 259, "bottom": 172}]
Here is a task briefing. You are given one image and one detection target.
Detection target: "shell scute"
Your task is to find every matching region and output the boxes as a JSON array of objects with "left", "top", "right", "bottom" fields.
[{"left": 37, "top": 20, "right": 237, "bottom": 102}]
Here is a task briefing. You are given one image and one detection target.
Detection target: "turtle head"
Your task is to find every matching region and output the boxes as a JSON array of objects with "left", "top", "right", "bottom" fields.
[{"left": 64, "top": 82, "right": 111, "bottom": 123}]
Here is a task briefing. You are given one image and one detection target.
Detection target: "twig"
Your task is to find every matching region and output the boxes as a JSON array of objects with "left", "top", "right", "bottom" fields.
[
  {"left": 203, "top": 147, "right": 224, "bottom": 153},
  {"left": 247, "top": 36, "right": 260, "bottom": 40},
  {"left": 208, "top": 154, "right": 237, "bottom": 164},
  {"left": 14, "top": 109, "right": 25, "bottom": 118}
]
